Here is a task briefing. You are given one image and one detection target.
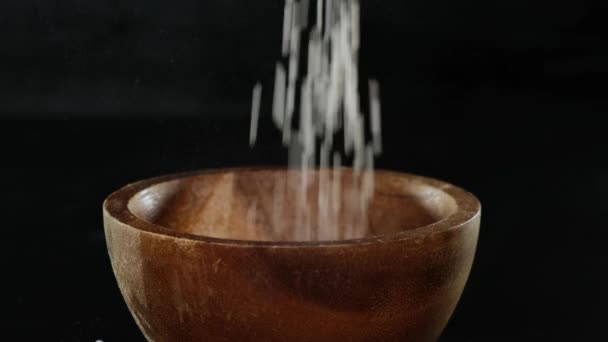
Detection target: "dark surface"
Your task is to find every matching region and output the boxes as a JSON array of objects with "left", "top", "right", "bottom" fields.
[{"left": 1, "top": 0, "right": 607, "bottom": 341}]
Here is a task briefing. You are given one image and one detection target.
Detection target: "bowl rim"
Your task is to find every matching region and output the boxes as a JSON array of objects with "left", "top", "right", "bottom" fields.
[{"left": 103, "top": 167, "right": 481, "bottom": 248}]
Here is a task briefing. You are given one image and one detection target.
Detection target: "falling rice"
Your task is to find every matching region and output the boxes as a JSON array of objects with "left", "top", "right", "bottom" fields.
[
  {"left": 250, "top": 0, "right": 382, "bottom": 241},
  {"left": 249, "top": 83, "right": 262, "bottom": 147}
]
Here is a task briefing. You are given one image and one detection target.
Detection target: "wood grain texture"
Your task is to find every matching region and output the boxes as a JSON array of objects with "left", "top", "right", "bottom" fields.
[{"left": 104, "top": 168, "right": 481, "bottom": 342}]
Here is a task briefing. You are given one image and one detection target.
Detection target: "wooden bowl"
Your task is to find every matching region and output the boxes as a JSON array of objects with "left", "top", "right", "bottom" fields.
[{"left": 103, "top": 168, "right": 480, "bottom": 341}]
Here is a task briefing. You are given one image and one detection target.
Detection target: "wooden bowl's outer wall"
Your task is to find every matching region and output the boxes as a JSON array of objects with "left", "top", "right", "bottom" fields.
[{"left": 103, "top": 169, "right": 481, "bottom": 342}]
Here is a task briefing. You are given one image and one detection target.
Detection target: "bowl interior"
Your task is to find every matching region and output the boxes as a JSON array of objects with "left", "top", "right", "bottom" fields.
[{"left": 127, "top": 169, "right": 457, "bottom": 242}]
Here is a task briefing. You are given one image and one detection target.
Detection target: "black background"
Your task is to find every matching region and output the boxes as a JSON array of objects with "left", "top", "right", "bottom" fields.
[{"left": 2, "top": 0, "right": 607, "bottom": 340}]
